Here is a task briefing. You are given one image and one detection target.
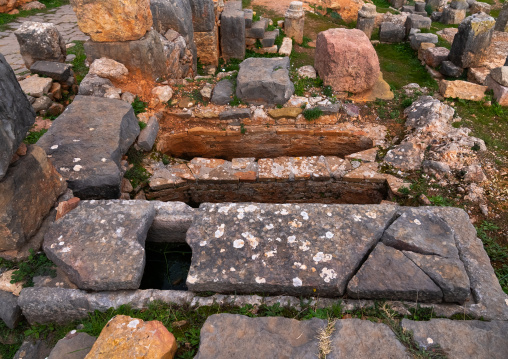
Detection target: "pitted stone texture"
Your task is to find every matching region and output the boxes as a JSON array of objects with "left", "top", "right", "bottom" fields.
[
  {"left": 0, "top": 146, "right": 66, "bottom": 251},
  {"left": 195, "top": 314, "right": 325, "bottom": 359},
  {"left": 14, "top": 21, "right": 66, "bottom": 68},
  {"left": 89, "top": 58, "right": 128, "bottom": 83},
  {"left": 70, "top": 0, "right": 152, "bottom": 42},
  {"left": 327, "top": 319, "right": 410, "bottom": 359},
  {"left": 77, "top": 74, "right": 115, "bottom": 97},
  {"left": 314, "top": 28, "right": 380, "bottom": 93},
  {"left": 236, "top": 57, "right": 294, "bottom": 105},
  {"left": 347, "top": 243, "right": 444, "bottom": 302},
  {"left": 449, "top": 12, "right": 496, "bottom": 68},
  {"left": 495, "top": 3, "right": 508, "bottom": 32},
  {"left": 0, "top": 53, "right": 35, "bottom": 180},
  {"left": 85, "top": 315, "right": 177, "bottom": 359},
  {"left": 379, "top": 22, "right": 405, "bottom": 43},
  {"left": 18, "top": 74, "right": 53, "bottom": 98},
  {"left": 186, "top": 203, "right": 397, "bottom": 296},
  {"left": 37, "top": 96, "right": 139, "bottom": 199},
  {"left": 43, "top": 200, "right": 156, "bottom": 291},
  {"left": 401, "top": 319, "right": 508, "bottom": 359}
]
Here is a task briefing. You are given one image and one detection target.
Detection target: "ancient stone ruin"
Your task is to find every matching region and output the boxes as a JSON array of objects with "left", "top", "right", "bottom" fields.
[{"left": 0, "top": 0, "right": 507, "bottom": 358}]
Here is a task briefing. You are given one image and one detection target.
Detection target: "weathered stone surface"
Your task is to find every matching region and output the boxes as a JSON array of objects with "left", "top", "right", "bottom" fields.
[
  {"left": 405, "top": 14, "right": 431, "bottom": 35},
  {"left": 78, "top": 74, "right": 114, "bottom": 97},
  {"left": 285, "top": 1, "right": 305, "bottom": 44},
  {"left": 486, "top": 74, "right": 508, "bottom": 106},
  {"left": 347, "top": 243, "right": 444, "bottom": 302},
  {"left": 0, "top": 290, "right": 21, "bottom": 329},
  {"left": 19, "top": 74, "right": 53, "bottom": 98},
  {"left": 297, "top": 65, "right": 316, "bottom": 79},
  {"left": 194, "top": 26, "right": 220, "bottom": 66},
  {"left": 186, "top": 203, "right": 397, "bottom": 296},
  {"left": 147, "top": 201, "right": 194, "bottom": 243},
  {"left": 89, "top": 58, "right": 128, "bottom": 82},
  {"left": 410, "top": 33, "right": 438, "bottom": 50},
  {"left": 440, "top": 60, "right": 464, "bottom": 77},
  {"left": 85, "top": 315, "right": 177, "bottom": 359},
  {"left": 196, "top": 314, "right": 324, "bottom": 359},
  {"left": 439, "top": 80, "right": 487, "bottom": 101},
  {"left": 137, "top": 116, "right": 159, "bottom": 151},
  {"left": 37, "top": 96, "right": 137, "bottom": 198},
  {"left": 14, "top": 21, "right": 66, "bottom": 68},
  {"left": 48, "top": 332, "right": 96, "bottom": 359},
  {"left": 379, "top": 22, "right": 405, "bottom": 43},
  {"left": 327, "top": 319, "right": 410, "bottom": 359},
  {"left": 401, "top": 319, "right": 508, "bottom": 359},
  {"left": 382, "top": 210, "right": 459, "bottom": 258},
  {"left": 470, "top": 2, "right": 491, "bottom": 15},
  {"left": 220, "top": 8, "right": 246, "bottom": 60},
  {"left": 261, "top": 30, "right": 278, "bottom": 47},
  {"left": 495, "top": 3, "right": 508, "bottom": 32},
  {"left": 43, "top": 200, "right": 156, "bottom": 291},
  {"left": 0, "top": 146, "right": 66, "bottom": 251},
  {"left": 13, "top": 340, "right": 51, "bottom": 359},
  {"left": 268, "top": 107, "right": 302, "bottom": 119},
  {"left": 246, "top": 19, "right": 267, "bottom": 39},
  {"left": 30, "top": 61, "right": 72, "bottom": 82},
  {"left": 70, "top": 0, "right": 152, "bottom": 42},
  {"left": 190, "top": 0, "right": 215, "bottom": 32},
  {"left": 441, "top": 8, "right": 466, "bottom": 25},
  {"left": 422, "top": 47, "right": 449, "bottom": 67},
  {"left": 491, "top": 66, "right": 508, "bottom": 87},
  {"left": 315, "top": 28, "right": 380, "bottom": 93},
  {"left": 211, "top": 79, "right": 234, "bottom": 105},
  {"left": 0, "top": 53, "right": 35, "bottom": 180},
  {"left": 384, "top": 140, "right": 425, "bottom": 171},
  {"left": 279, "top": 37, "right": 292, "bottom": 56},
  {"left": 84, "top": 30, "right": 172, "bottom": 81},
  {"left": 219, "top": 108, "right": 251, "bottom": 121},
  {"left": 449, "top": 13, "right": 496, "bottom": 68},
  {"left": 236, "top": 57, "right": 294, "bottom": 105}
]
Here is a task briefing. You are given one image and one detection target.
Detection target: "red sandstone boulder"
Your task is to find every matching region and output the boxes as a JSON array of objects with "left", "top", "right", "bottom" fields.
[{"left": 314, "top": 28, "right": 380, "bottom": 93}]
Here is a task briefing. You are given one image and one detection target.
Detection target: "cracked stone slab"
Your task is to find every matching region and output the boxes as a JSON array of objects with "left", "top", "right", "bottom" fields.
[
  {"left": 401, "top": 319, "right": 508, "bottom": 359},
  {"left": 347, "top": 243, "right": 444, "bottom": 302},
  {"left": 43, "top": 200, "right": 156, "bottom": 291},
  {"left": 37, "top": 95, "right": 139, "bottom": 199},
  {"left": 186, "top": 203, "right": 397, "bottom": 296}
]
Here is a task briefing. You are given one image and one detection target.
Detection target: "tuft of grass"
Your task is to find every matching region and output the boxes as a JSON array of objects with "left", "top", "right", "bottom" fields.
[
  {"left": 132, "top": 96, "right": 148, "bottom": 116},
  {"left": 303, "top": 107, "right": 323, "bottom": 121},
  {"left": 66, "top": 40, "right": 88, "bottom": 84},
  {"left": 24, "top": 129, "right": 48, "bottom": 144},
  {"left": 8, "top": 249, "right": 56, "bottom": 288},
  {"left": 138, "top": 121, "right": 147, "bottom": 130},
  {"left": 125, "top": 147, "right": 150, "bottom": 188}
]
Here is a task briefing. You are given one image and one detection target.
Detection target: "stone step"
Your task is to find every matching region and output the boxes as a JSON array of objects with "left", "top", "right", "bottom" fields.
[
  {"left": 195, "top": 315, "right": 508, "bottom": 359},
  {"left": 186, "top": 204, "right": 472, "bottom": 303},
  {"left": 37, "top": 95, "right": 139, "bottom": 199},
  {"left": 245, "top": 19, "right": 267, "bottom": 39},
  {"left": 261, "top": 29, "right": 279, "bottom": 48}
]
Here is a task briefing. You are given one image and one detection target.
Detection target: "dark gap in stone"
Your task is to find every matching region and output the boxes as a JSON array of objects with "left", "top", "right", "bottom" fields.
[{"left": 140, "top": 242, "right": 192, "bottom": 290}]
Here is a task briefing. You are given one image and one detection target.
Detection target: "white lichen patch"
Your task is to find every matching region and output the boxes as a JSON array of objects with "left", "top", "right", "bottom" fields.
[
  {"left": 327, "top": 212, "right": 332, "bottom": 217},
  {"left": 301, "top": 211, "right": 309, "bottom": 220},
  {"left": 200, "top": 241, "right": 207, "bottom": 246},
  {"left": 61, "top": 247, "right": 71, "bottom": 253},
  {"left": 50, "top": 145, "right": 58, "bottom": 150},
  {"left": 299, "top": 240, "right": 311, "bottom": 251},
  {"left": 353, "top": 215, "right": 362, "bottom": 222},
  {"left": 280, "top": 209, "right": 289, "bottom": 215},
  {"left": 252, "top": 254, "right": 259, "bottom": 260},
  {"left": 242, "top": 232, "right": 259, "bottom": 249},
  {"left": 293, "top": 277, "right": 303, "bottom": 287},
  {"left": 187, "top": 274, "right": 198, "bottom": 284},
  {"left": 73, "top": 158, "right": 81, "bottom": 163},
  {"left": 218, "top": 205, "right": 232, "bottom": 214},
  {"left": 320, "top": 268, "right": 337, "bottom": 283},
  {"left": 265, "top": 249, "right": 277, "bottom": 257},
  {"left": 313, "top": 252, "right": 332, "bottom": 264},
  {"left": 426, "top": 338, "right": 434, "bottom": 344},
  {"left": 237, "top": 212, "right": 244, "bottom": 219},
  {"left": 245, "top": 204, "right": 258, "bottom": 212},
  {"left": 73, "top": 165, "right": 82, "bottom": 172},
  {"left": 325, "top": 231, "right": 334, "bottom": 239},
  {"left": 255, "top": 277, "right": 266, "bottom": 284},
  {"left": 265, "top": 223, "right": 274, "bottom": 230},
  {"left": 287, "top": 235, "right": 297, "bottom": 244},
  {"left": 414, "top": 219, "right": 421, "bottom": 225},
  {"left": 215, "top": 224, "right": 225, "bottom": 238},
  {"left": 289, "top": 219, "right": 302, "bottom": 228},
  {"left": 220, "top": 248, "right": 226, "bottom": 253},
  {"left": 230, "top": 267, "right": 236, "bottom": 272},
  {"left": 365, "top": 211, "right": 377, "bottom": 219},
  {"left": 233, "top": 239, "right": 245, "bottom": 248},
  {"left": 294, "top": 262, "right": 307, "bottom": 270},
  {"left": 127, "top": 319, "right": 140, "bottom": 328}
]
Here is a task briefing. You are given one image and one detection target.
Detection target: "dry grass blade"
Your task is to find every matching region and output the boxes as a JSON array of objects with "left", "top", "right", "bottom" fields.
[{"left": 318, "top": 318, "right": 337, "bottom": 359}]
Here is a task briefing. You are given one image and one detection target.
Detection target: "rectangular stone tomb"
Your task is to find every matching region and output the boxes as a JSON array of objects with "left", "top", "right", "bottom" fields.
[{"left": 186, "top": 204, "right": 474, "bottom": 303}]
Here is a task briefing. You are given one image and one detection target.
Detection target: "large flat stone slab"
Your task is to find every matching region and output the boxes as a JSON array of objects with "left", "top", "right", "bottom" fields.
[
  {"left": 186, "top": 203, "right": 397, "bottom": 296},
  {"left": 0, "top": 53, "right": 35, "bottom": 180},
  {"left": 195, "top": 314, "right": 325, "bottom": 359},
  {"left": 402, "top": 319, "right": 508, "bottom": 359},
  {"left": 0, "top": 146, "right": 66, "bottom": 251},
  {"left": 43, "top": 200, "right": 156, "bottom": 291},
  {"left": 37, "top": 96, "right": 139, "bottom": 199}
]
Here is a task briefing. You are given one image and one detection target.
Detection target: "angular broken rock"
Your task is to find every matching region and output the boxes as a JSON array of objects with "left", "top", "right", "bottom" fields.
[
  {"left": 48, "top": 332, "right": 96, "bottom": 359},
  {"left": 0, "top": 53, "right": 35, "bottom": 180},
  {"left": 37, "top": 96, "right": 139, "bottom": 199},
  {"left": 195, "top": 314, "right": 325, "bottom": 359},
  {"left": 186, "top": 203, "right": 397, "bottom": 296},
  {"left": 43, "top": 200, "right": 156, "bottom": 291},
  {"left": 401, "top": 319, "right": 508, "bottom": 359},
  {"left": 0, "top": 146, "right": 66, "bottom": 251},
  {"left": 70, "top": 0, "right": 152, "bottom": 42},
  {"left": 85, "top": 315, "right": 177, "bottom": 359},
  {"left": 347, "top": 243, "right": 444, "bottom": 302},
  {"left": 89, "top": 57, "right": 129, "bottom": 82}
]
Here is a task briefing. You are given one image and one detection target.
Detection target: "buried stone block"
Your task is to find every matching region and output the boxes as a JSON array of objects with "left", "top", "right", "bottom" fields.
[
  {"left": 449, "top": 12, "right": 496, "bottom": 69},
  {"left": 379, "top": 22, "right": 406, "bottom": 43},
  {"left": 185, "top": 203, "right": 398, "bottom": 296},
  {"left": 440, "top": 7, "right": 466, "bottom": 25},
  {"left": 486, "top": 75, "right": 508, "bottom": 106},
  {"left": 0, "top": 54, "right": 35, "bottom": 180},
  {"left": 405, "top": 14, "right": 432, "bottom": 36},
  {"left": 47, "top": 332, "right": 96, "bottom": 359},
  {"left": 43, "top": 200, "right": 156, "bottom": 291},
  {"left": 14, "top": 21, "right": 67, "bottom": 69},
  {"left": 410, "top": 33, "right": 438, "bottom": 50},
  {"left": 37, "top": 96, "right": 139, "bottom": 199},
  {"left": 70, "top": 0, "right": 152, "bottom": 42},
  {"left": 236, "top": 57, "right": 294, "bottom": 105},
  {"left": 194, "top": 25, "right": 220, "bottom": 67}
]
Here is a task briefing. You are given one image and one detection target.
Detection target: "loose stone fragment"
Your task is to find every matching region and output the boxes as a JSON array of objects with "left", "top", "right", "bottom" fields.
[
  {"left": 439, "top": 80, "right": 487, "bottom": 101},
  {"left": 30, "top": 61, "right": 72, "bottom": 82},
  {"left": 43, "top": 200, "right": 156, "bottom": 291},
  {"left": 186, "top": 203, "right": 397, "bottom": 296}
]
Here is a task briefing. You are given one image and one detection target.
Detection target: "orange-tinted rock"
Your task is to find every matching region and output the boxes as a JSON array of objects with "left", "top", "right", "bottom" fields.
[
  {"left": 69, "top": 0, "right": 153, "bottom": 42},
  {"left": 55, "top": 197, "right": 80, "bottom": 221},
  {"left": 323, "top": 0, "right": 364, "bottom": 23},
  {"left": 84, "top": 315, "right": 177, "bottom": 359},
  {"left": 0, "top": 0, "right": 32, "bottom": 13},
  {"left": 314, "top": 28, "right": 380, "bottom": 93}
]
